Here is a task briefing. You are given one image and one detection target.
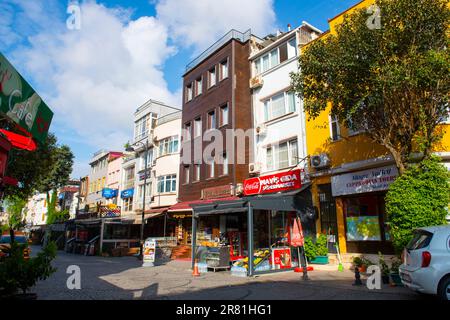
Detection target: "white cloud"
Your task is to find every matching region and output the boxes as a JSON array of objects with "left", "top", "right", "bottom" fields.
[
  {"left": 11, "top": 1, "right": 179, "bottom": 151},
  {"left": 155, "top": 0, "right": 277, "bottom": 52}
]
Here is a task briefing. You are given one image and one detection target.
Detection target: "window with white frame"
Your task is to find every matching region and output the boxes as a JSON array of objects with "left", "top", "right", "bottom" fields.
[
  {"left": 219, "top": 104, "right": 228, "bottom": 126},
  {"left": 208, "top": 67, "right": 216, "bottom": 88},
  {"left": 221, "top": 153, "right": 228, "bottom": 175},
  {"left": 254, "top": 38, "right": 297, "bottom": 76},
  {"left": 329, "top": 114, "right": 341, "bottom": 141},
  {"left": 157, "top": 175, "right": 177, "bottom": 193},
  {"left": 138, "top": 182, "right": 151, "bottom": 198},
  {"left": 184, "top": 122, "right": 191, "bottom": 140},
  {"left": 195, "top": 77, "right": 202, "bottom": 96},
  {"left": 219, "top": 59, "right": 228, "bottom": 80},
  {"left": 135, "top": 114, "right": 150, "bottom": 141},
  {"left": 265, "top": 139, "right": 298, "bottom": 171},
  {"left": 158, "top": 136, "right": 179, "bottom": 157},
  {"left": 122, "top": 197, "right": 133, "bottom": 212},
  {"left": 194, "top": 117, "right": 202, "bottom": 137},
  {"left": 194, "top": 164, "right": 201, "bottom": 181},
  {"left": 183, "top": 165, "right": 190, "bottom": 184},
  {"left": 263, "top": 91, "right": 297, "bottom": 122},
  {"left": 186, "top": 83, "right": 193, "bottom": 102},
  {"left": 207, "top": 110, "right": 216, "bottom": 129},
  {"left": 140, "top": 149, "right": 153, "bottom": 170}
]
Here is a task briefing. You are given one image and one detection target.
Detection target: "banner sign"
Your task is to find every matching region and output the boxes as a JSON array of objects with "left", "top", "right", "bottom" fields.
[
  {"left": 331, "top": 165, "right": 398, "bottom": 197},
  {"left": 0, "top": 53, "right": 53, "bottom": 144},
  {"left": 143, "top": 238, "right": 156, "bottom": 267},
  {"left": 291, "top": 217, "right": 304, "bottom": 247},
  {"left": 102, "top": 188, "right": 118, "bottom": 199},
  {"left": 243, "top": 169, "right": 301, "bottom": 196},
  {"left": 120, "top": 188, "right": 134, "bottom": 199}
]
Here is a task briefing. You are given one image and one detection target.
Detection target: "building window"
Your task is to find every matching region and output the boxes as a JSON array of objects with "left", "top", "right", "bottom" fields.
[
  {"left": 157, "top": 175, "right": 177, "bottom": 193},
  {"left": 207, "top": 110, "right": 216, "bottom": 129},
  {"left": 135, "top": 114, "right": 150, "bottom": 141},
  {"left": 184, "top": 122, "right": 191, "bottom": 141},
  {"left": 208, "top": 67, "right": 216, "bottom": 88},
  {"left": 140, "top": 149, "right": 153, "bottom": 170},
  {"left": 195, "top": 77, "right": 202, "bottom": 96},
  {"left": 263, "top": 91, "right": 297, "bottom": 122},
  {"left": 329, "top": 114, "right": 341, "bottom": 141},
  {"left": 266, "top": 139, "right": 298, "bottom": 171},
  {"left": 221, "top": 153, "right": 228, "bottom": 175},
  {"left": 194, "top": 117, "right": 202, "bottom": 138},
  {"left": 208, "top": 158, "right": 215, "bottom": 178},
  {"left": 123, "top": 197, "right": 133, "bottom": 212},
  {"left": 138, "top": 182, "right": 151, "bottom": 198},
  {"left": 194, "top": 164, "right": 201, "bottom": 181},
  {"left": 158, "top": 136, "right": 179, "bottom": 157},
  {"left": 184, "top": 166, "right": 190, "bottom": 184},
  {"left": 219, "top": 59, "right": 228, "bottom": 80},
  {"left": 186, "top": 83, "right": 193, "bottom": 102},
  {"left": 219, "top": 104, "right": 228, "bottom": 126}
]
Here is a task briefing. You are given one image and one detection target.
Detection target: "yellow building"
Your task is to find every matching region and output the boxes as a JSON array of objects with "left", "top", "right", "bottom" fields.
[{"left": 304, "top": 0, "right": 450, "bottom": 254}]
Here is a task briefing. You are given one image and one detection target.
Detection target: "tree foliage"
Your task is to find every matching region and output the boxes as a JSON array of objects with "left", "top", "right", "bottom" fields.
[
  {"left": 3, "top": 133, "right": 74, "bottom": 200},
  {"left": 291, "top": 0, "right": 450, "bottom": 174},
  {"left": 385, "top": 156, "right": 450, "bottom": 252}
]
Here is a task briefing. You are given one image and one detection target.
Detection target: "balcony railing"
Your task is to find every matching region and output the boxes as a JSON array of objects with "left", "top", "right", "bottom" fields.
[
  {"left": 75, "top": 206, "right": 121, "bottom": 220},
  {"left": 185, "top": 29, "right": 251, "bottom": 73}
]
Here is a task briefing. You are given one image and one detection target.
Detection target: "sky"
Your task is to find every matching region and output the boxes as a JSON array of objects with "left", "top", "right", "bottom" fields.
[{"left": 0, "top": 0, "right": 359, "bottom": 178}]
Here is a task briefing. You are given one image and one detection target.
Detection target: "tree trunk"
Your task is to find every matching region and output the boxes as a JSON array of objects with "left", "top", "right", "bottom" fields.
[
  {"left": 385, "top": 145, "right": 406, "bottom": 175},
  {"left": 9, "top": 228, "right": 15, "bottom": 243}
]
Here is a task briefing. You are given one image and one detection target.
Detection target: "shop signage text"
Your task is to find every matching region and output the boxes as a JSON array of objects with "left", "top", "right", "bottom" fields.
[
  {"left": 121, "top": 188, "right": 134, "bottom": 199},
  {"left": 243, "top": 169, "right": 301, "bottom": 196},
  {"left": 102, "top": 188, "right": 118, "bottom": 199},
  {"left": 0, "top": 53, "right": 53, "bottom": 143},
  {"left": 201, "top": 185, "right": 233, "bottom": 200},
  {"left": 331, "top": 165, "right": 399, "bottom": 197}
]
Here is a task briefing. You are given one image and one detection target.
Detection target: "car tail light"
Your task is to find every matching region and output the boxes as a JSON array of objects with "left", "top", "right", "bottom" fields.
[{"left": 421, "top": 251, "right": 431, "bottom": 268}]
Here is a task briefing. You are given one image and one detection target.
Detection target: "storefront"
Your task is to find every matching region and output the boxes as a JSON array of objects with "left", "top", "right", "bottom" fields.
[
  {"left": 190, "top": 169, "right": 315, "bottom": 276},
  {"left": 331, "top": 164, "right": 398, "bottom": 254}
]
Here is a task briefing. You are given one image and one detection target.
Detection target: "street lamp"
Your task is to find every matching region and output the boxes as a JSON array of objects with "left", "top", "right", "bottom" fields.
[{"left": 126, "top": 139, "right": 150, "bottom": 260}]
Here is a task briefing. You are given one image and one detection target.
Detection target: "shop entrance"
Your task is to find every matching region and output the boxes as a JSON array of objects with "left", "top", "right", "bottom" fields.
[
  {"left": 318, "top": 184, "right": 338, "bottom": 253},
  {"left": 343, "top": 192, "right": 394, "bottom": 254}
]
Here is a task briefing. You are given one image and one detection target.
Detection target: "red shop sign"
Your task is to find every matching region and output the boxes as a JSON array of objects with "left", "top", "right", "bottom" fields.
[{"left": 243, "top": 169, "right": 301, "bottom": 196}]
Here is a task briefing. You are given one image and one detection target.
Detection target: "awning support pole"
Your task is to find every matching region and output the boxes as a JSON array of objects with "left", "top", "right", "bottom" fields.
[
  {"left": 247, "top": 202, "right": 254, "bottom": 277},
  {"left": 191, "top": 212, "right": 197, "bottom": 270}
]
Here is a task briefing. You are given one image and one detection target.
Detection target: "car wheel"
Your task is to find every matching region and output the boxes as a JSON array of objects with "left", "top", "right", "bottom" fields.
[{"left": 438, "top": 276, "right": 450, "bottom": 301}]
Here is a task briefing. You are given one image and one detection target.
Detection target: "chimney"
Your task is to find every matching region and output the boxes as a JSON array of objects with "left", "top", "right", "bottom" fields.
[{"left": 287, "top": 24, "right": 291, "bottom": 32}]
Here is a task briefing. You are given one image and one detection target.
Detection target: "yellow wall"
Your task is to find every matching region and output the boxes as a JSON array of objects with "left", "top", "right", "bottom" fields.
[{"left": 304, "top": 0, "right": 450, "bottom": 253}]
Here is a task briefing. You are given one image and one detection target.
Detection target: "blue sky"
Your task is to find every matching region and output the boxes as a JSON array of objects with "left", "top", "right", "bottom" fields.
[{"left": 0, "top": 0, "right": 359, "bottom": 178}]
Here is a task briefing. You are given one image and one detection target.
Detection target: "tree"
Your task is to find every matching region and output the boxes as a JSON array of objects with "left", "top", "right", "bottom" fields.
[
  {"left": 290, "top": 0, "right": 450, "bottom": 174},
  {"left": 385, "top": 156, "right": 450, "bottom": 252}
]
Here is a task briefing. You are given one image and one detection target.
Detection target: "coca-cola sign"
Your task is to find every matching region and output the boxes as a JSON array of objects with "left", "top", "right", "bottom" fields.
[{"left": 243, "top": 169, "right": 301, "bottom": 196}]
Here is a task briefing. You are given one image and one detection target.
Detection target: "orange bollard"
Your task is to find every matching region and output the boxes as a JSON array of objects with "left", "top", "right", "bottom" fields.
[{"left": 192, "top": 262, "right": 200, "bottom": 276}]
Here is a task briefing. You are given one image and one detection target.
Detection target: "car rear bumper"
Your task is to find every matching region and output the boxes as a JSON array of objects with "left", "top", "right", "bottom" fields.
[{"left": 399, "top": 267, "right": 437, "bottom": 295}]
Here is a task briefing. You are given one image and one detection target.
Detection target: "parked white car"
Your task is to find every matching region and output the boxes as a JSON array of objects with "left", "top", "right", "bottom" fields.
[{"left": 399, "top": 225, "right": 450, "bottom": 300}]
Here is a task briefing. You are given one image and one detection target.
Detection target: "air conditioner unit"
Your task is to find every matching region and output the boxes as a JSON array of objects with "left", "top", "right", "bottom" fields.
[
  {"left": 310, "top": 153, "right": 331, "bottom": 169},
  {"left": 249, "top": 162, "right": 261, "bottom": 175},
  {"left": 255, "top": 124, "right": 267, "bottom": 136},
  {"left": 249, "top": 76, "right": 263, "bottom": 89}
]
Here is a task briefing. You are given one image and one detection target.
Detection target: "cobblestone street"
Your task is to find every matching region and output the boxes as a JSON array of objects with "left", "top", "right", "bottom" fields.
[{"left": 31, "top": 247, "right": 429, "bottom": 300}]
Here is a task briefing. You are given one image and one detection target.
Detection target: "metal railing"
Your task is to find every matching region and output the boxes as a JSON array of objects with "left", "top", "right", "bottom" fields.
[{"left": 185, "top": 29, "right": 251, "bottom": 73}]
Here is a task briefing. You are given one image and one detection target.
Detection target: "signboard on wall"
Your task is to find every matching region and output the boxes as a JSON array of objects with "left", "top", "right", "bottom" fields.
[
  {"left": 201, "top": 185, "right": 233, "bottom": 200},
  {"left": 102, "top": 188, "right": 118, "bottom": 199},
  {"left": 243, "top": 169, "right": 301, "bottom": 196},
  {"left": 0, "top": 53, "right": 53, "bottom": 143},
  {"left": 121, "top": 188, "right": 134, "bottom": 199},
  {"left": 331, "top": 165, "right": 398, "bottom": 197}
]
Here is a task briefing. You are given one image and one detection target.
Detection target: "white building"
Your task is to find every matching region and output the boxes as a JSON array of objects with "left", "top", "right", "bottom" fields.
[
  {"left": 249, "top": 22, "right": 321, "bottom": 177},
  {"left": 119, "top": 99, "right": 181, "bottom": 223}
]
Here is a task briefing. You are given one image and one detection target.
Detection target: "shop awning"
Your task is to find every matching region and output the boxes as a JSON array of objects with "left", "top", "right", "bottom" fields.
[
  {"left": 0, "top": 129, "right": 36, "bottom": 151},
  {"left": 243, "top": 183, "right": 313, "bottom": 211},
  {"left": 191, "top": 198, "right": 248, "bottom": 217},
  {"left": 168, "top": 196, "right": 240, "bottom": 213}
]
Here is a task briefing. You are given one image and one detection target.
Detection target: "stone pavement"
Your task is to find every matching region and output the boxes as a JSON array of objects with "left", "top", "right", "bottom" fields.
[{"left": 31, "top": 246, "right": 429, "bottom": 300}]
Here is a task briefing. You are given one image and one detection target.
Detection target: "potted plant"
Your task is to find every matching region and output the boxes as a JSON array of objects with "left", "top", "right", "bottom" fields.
[
  {"left": 309, "top": 234, "right": 329, "bottom": 264},
  {"left": 378, "top": 252, "right": 390, "bottom": 284},
  {"left": 389, "top": 257, "right": 403, "bottom": 286},
  {"left": 0, "top": 241, "right": 57, "bottom": 300},
  {"left": 303, "top": 236, "right": 317, "bottom": 262}
]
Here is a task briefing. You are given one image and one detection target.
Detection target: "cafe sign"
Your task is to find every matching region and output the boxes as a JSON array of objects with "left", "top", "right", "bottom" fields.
[
  {"left": 331, "top": 165, "right": 398, "bottom": 197},
  {"left": 0, "top": 53, "right": 53, "bottom": 144},
  {"left": 243, "top": 169, "right": 301, "bottom": 196}
]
